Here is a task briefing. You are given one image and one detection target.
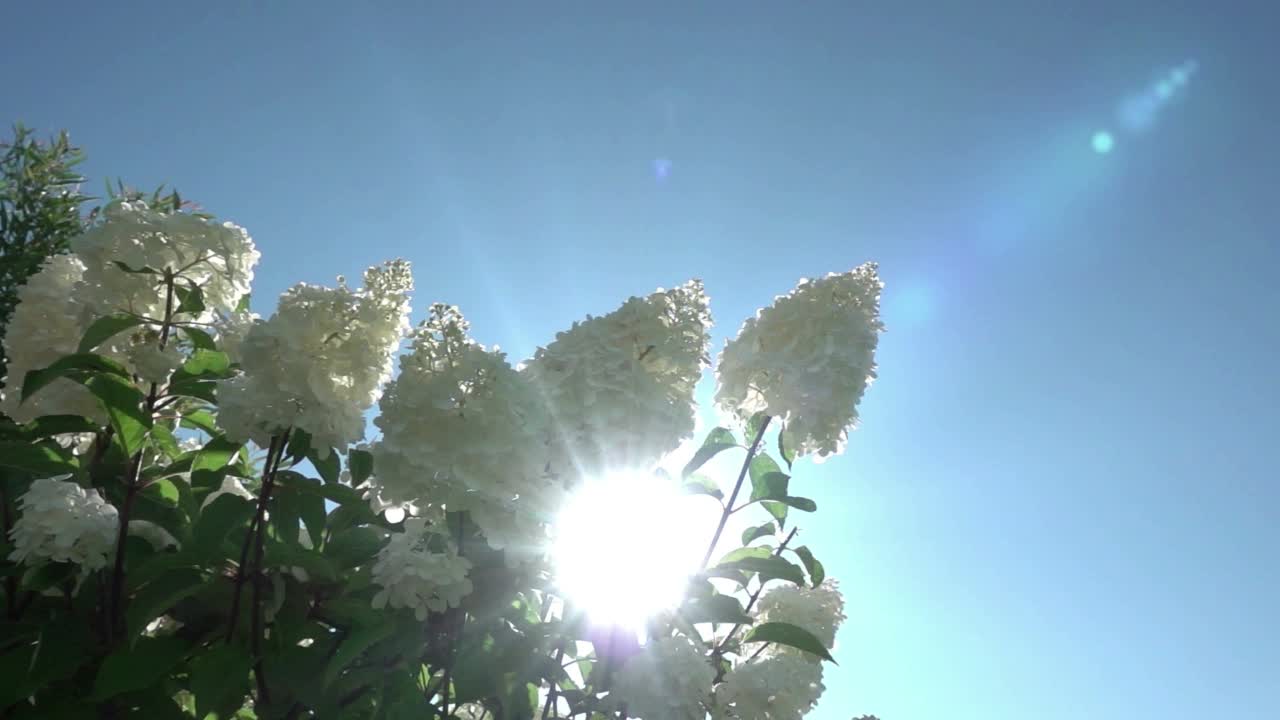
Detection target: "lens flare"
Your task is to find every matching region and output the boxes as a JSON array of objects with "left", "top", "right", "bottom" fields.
[{"left": 552, "top": 471, "right": 705, "bottom": 630}]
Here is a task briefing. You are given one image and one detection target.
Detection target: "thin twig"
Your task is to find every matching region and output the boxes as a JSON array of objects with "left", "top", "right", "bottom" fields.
[
  {"left": 699, "top": 416, "right": 771, "bottom": 569},
  {"left": 225, "top": 434, "right": 281, "bottom": 643}
]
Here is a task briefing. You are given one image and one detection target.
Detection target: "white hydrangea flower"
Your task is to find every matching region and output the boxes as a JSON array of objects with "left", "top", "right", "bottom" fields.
[
  {"left": 53, "top": 432, "right": 97, "bottom": 456},
  {"left": 128, "top": 339, "right": 186, "bottom": 384},
  {"left": 753, "top": 580, "right": 846, "bottom": 659},
  {"left": 71, "top": 198, "right": 259, "bottom": 321},
  {"left": 8, "top": 476, "right": 119, "bottom": 574},
  {"left": 714, "top": 654, "right": 825, "bottom": 720},
  {"left": 370, "top": 304, "right": 561, "bottom": 561},
  {"left": 715, "top": 264, "right": 883, "bottom": 460},
  {"left": 128, "top": 519, "right": 179, "bottom": 550},
  {"left": 213, "top": 309, "right": 259, "bottom": 365},
  {"left": 218, "top": 260, "right": 413, "bottom": 453},
  {"left": 609, "top": 634, "right": 714, "bottom": 720},
  {"left": 370, "top": 517, "right": 473, "bottom": 621},
  {"left": 522, "top": 280, "right": 711, "bottom": 479},
  {"left": 0, "top": 255, "right": 103, "bottom": 423}
]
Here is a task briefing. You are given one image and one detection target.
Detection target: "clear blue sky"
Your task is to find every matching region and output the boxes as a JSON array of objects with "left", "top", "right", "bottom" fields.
[{"left": 5, "top": 2, "right": 1278, "bottom": 718}]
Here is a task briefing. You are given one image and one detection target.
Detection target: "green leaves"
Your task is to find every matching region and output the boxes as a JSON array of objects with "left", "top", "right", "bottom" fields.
[
  {"left": 173, "top": 282, "right": 205, "bottom": 316},
  {"left": 189, "top": 645, "right": 251, "bottom": 720},
  {"left": 191, "top": 494, "right": 254, "bottom": 562},
  {"left": 713, "top": 554, "right": 806, "bottom": 586},
  {"left": 77, "top": 312, "right": 144, "bottom": 353},
  {"left": 85, "top": 373, "right": 151, "bottom": 456},
  {"left": 741, "top": 621, "right": 836, "bottom": 663},
  {"left": 347, "top": 447, "right": 373, "bottom": 486},
  {"left": 20, "top": 352, "right": 129, "bottom": 402},
  {"left": 0, "top": 440, "right": 79, "bottom": 475},
  {"left": 125, "top": 568, "right": 205, "bottom": 636},
  {"left": 323, "top": 623, "right": 397, "bottom": 688},
  {"left": 682, "top": 427, "right": 740, "bottom": 478},
  {"left": 92, "top": 635, "right": 187, "bottom": 699}
]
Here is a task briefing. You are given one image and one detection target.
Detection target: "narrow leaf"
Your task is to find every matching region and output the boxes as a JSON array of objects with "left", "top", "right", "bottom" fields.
[
  {"left": 681, "top": 473, "right": 723, "bottom": 501},
  {"left": 0, "top": 441, "right": 80, "bottom": 475},
  {"left": 77, "top": 313, "right": 144, "bottom": 353},
  {"left": 85, "top": 374, "right": 151, "bottom": 456},
  {"left": 91, "top": 636, "right": 187, "bottom": 699},
  {"left": 348, "top": 448, "right": 373, "bottom": 485},
  {"left": 21, "top": 352, "right": 130, "bottom": 402},
  {"left": 714, "top": 555, "right": 806, "bottom": 586},
  {"left": 324, "top": 624, "right": 396, "bottom": 688},
  {"left": 741, "top": 621, "right": 835, "bottom": 663},
  {"left": 682, "top": 427, "right": 740, "bottom": 478},
  {"left": 792, "top": 545, "right": 826, "bottom": 587},
  {"left": 741, "top": 522, "right": 775, "bottom": 546}
]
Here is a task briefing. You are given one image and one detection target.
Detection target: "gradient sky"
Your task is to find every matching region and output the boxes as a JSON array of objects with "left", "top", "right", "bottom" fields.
[{"left": 4, "top": 2, "right": 1278, "bottom": 718}]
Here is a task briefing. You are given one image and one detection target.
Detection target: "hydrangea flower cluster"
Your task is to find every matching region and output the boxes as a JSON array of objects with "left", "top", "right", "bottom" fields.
[
  {"left": 754, "top": 580, "right": 847, "bottom": 658},
  {"left": 2, "top": 199, "right": 261, "bottom": 421},
  {"left": 714, "top": 653, "right": 826, "bottom": 720},
  {"left": 370, "top": 518, "right": 474, "bottom": 621},
  {"left": 71, "top": 198, "right": 259, "bottom": 320},
  {"left": 716, "top": 263, "right": 883, "bottom": 459},
  {"left": 0, "top": 255, "right": 102, "bottom": 422},
  {"left": 7, "top": 476, "right": 119, "bottom": 573},
  {"left": 370, "top": 304, "right": 559, "bottom": 562},
  {"left": 609, "top": 634, "right": 715, "bottom": 720},
  {"left": 522, "top": 280, "right": 712, "bottom": 478},
  {"left": 218, "top": 260, "right": 413, "bottom": 453}
]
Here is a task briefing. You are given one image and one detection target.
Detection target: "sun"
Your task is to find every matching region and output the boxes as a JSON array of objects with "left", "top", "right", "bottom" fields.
[{"left": 551, "top": 471, "right": 707, "bottom": 631}]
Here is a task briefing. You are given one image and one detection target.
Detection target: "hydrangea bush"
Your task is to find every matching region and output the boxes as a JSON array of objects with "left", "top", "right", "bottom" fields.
[{"left": 0, "top": 196, "right": 884, "bottom": 719}]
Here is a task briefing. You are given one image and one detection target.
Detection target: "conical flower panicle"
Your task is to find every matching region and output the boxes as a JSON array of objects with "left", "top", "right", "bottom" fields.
[
  {"left": 522, "top": 279, "right": 712, "bottom": 480},
  {"left": 716, "top": 264, "right": 883, "bottom": 460}
]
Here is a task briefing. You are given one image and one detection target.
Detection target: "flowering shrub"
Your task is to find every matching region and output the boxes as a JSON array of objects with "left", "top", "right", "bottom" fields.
[{"left": 0, "top": 196, "right": 884, "bottom": 719}]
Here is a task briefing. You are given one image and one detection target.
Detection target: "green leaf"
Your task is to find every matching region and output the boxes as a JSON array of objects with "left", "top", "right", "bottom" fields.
[
  {"left": 347, "top": 448, "right": 373, "bottom": 486},
  {"left": 748, "top": 456, "right": 788, "bottom": 502},
  {"left": 190, "top": 644, "right": 252, "bottom": 719},
  {"left": 111, "top": 260, "right": 159, "bottom": 275},
  {"left": 682, "top": 593, "right": 752, "bottom": 624},
  {"left": 778, "top": 424, "right": 797, "bottom": 469},
  {"left": 746, "top": 411, "right": 769, "bottom": 443},
  {"left": 308, "top": 446, "right": 340, "bottom": 484},
  {"left": 715, "top": 546, "right": 773, "bottom": 565},
  {"left": 682, "top": 427, "right": 740, "bottom": 478},
  {"left": 714, "top": 554, "right": 806, "bottom": 586},
  {"left": 236, "top": 293, "right": 251, "bottom": 313},
  {"left": 681, "top": 473, "right": 723, "bottom": 501},
  {"left": 85, "top": 373, "right": 151, "bottom": 456},
  {"left": 792, "top": 545, "right": 826, "bottom": 587},
  {"left": 741, "top": 521, "right": 776, "bottom": 546},
  {"left": 264, "top": 542, "right": 337, "bottom": 582},
  {"left": 0, "top": 441, "right": 79, "bottom": 475},
  {"left": 741, "top": 621, "right": 836, "bottom": 663},
  {"left": 323, "top": 624, "right": 397, "bottom": 688},
  {"left": 18, "top": 415, "right": 99, "bottom": 439},
  {"left": 77, "top": 312, "right": 144, "bottom": 353},
  {"left": 125, "top": 568, "right": 205, "bottom": 636},
  {"left": 149, "top": 423, "right": 181, "bottom": 459},
  {"left": 324, "top": 526, "right": 386, "bottom": 568},
  {"left": 21, "top": 352, "right": 130, "bottom": 402},
  {"left": 193, "top": 436, "right": 242, "bottom": 473},
  {"left": 179, "top": 325, "right": 217, "bottom": 351},
  {"left": 192, "top": 494, "right": 254, "bottom": 562},
  {"left": 780, "top": 496, "right": 817, "bottom": 512},
  {"left": 179, "top": 408, "right": 217, "bottom": 434},
  {"left": 173, "top": 349, "right": 230, "bottom": 381},
  {"left": 91, "top": 635, "right": 187, "bottom": 699},
  {"left": 174, "top": 282, "right": 205, "bottom": 316},
  {"left": 277, "top": 484, "right": 326, "bottom": 548}
]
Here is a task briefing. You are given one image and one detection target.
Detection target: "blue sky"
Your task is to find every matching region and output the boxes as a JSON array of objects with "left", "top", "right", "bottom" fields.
[{"left": 5, "top": 1, "right": 1279, "bottom": 718}]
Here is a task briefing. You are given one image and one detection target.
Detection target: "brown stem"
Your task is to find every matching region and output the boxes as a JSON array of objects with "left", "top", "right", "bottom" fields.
[
  {"left": 106, "top": 456, "right": 143, "bottom": 642},
  {"left": 226, "top": 432, "right": 285, "bottom": 643},
  {"left": 699, "top": 416, "right": 771, "bottom": 569}
]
